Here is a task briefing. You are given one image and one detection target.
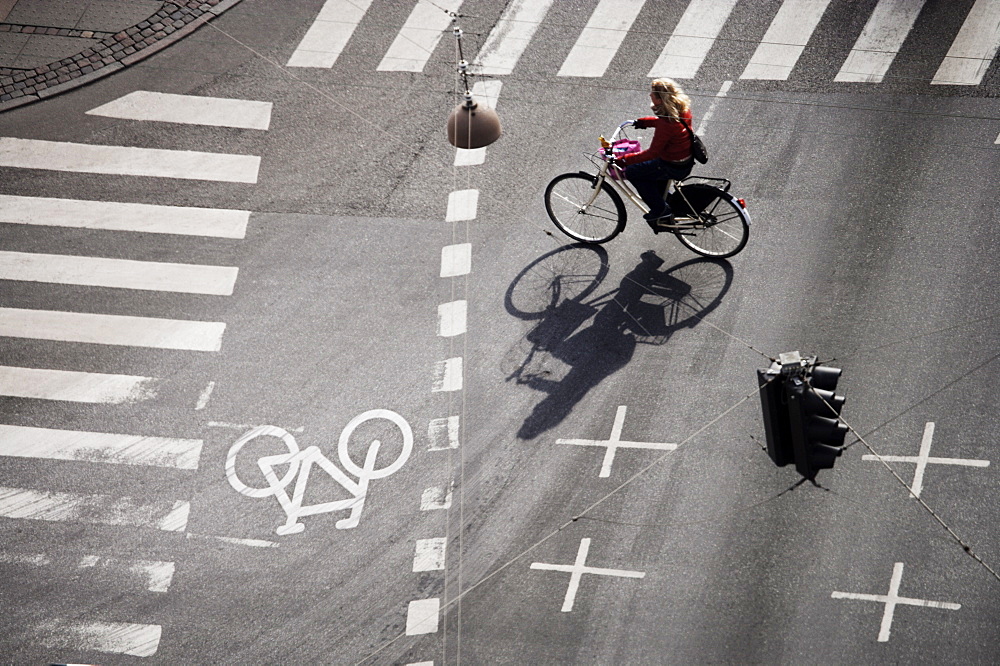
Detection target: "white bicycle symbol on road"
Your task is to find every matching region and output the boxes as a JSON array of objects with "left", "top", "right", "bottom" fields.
[{"left": 225, "top": 409, "right": 412, "bottom": 535}]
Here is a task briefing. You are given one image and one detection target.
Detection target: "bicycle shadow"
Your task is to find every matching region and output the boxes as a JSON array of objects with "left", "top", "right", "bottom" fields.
[{"left": 503, "top": 245, "right": 733, "bottom": 440}]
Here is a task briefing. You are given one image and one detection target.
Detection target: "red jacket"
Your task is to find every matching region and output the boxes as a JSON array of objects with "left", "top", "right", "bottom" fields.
[{"left": 621, "top": 110, "right": 693, "bottom": 165}]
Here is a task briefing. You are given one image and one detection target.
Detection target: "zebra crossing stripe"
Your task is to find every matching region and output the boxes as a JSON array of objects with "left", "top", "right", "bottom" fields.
[
  {"left": 377, "top": 0, "right": 462, "bottom": 72},
  {"left": 0, "top": 486, "right": 189, "bottom": 531},
  {"left": 0, "top": 365, "right": 156, "bottom": 404},
  {"left": 35, "top": 619, "right": 161, "bottom": 657},
  {"left": 474, "top": 0, "right": 555, "bottom": 75},
  {"left": 648, "top": 0, "right": 738, "bottom": 79},
  {"left": 558, "top": 0, "right": 646, "bottom": 78},
  {"left": 0, "top": 307, "right": 226, "bottom": 351},
  {"left": 835, "top": 0, "right": 925, "bottom": 83},
  {"left": 741, "top": 0, "right": 833, "bottom": 80},
  {"left": 0, "top": 137, "right": 260, "bottom": 183},
  {"left": 86, "top": 91, "right": 273, "bottom": 130},
  {"left": 286, "top": 0, "right": 374, "bottom": 68},
  {"left": 0, "top": 251, "right": 239, "bottom": 295},
  {"left": 0, "top": 424, "right": 202, "bottom": 469},
  {"left": 0, "top": 552, "right": 175, "bottom": 592},
  {"left": 932, "top": 0, "right": 1000, "bottom": 85},
  {"left": 0, "top": 194, "right": 250, "bottom": 238}
]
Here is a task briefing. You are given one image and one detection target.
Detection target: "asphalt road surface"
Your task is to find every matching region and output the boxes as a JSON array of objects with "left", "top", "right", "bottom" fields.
[{"left": 1, "top": 0, "right": 998, "bottom": 663}]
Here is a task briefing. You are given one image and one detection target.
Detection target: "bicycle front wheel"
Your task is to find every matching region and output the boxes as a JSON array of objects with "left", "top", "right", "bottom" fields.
[
  {"left": 544, "top": 173, "right": 626, "bottom": 244},
  {"left": 675, "top": 189, "right": 750, "bottom": 259}
]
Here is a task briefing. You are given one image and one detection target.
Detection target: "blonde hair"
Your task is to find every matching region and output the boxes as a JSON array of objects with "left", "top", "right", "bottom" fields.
[{"left": 650, "top": 78, "right": 691, "bottom": 119}]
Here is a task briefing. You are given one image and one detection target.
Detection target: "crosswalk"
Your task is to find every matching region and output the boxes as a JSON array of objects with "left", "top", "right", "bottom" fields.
[
  {"left": 0, "top": 92, "right": 270, "bottom": 659},
  {"left": 287, "top": 0, "right": 1000, "bottom": 87}
]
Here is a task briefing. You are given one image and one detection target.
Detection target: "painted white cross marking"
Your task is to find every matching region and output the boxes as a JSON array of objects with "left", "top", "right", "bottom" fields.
[
  {"left": 862, "top": 422, "right": 989, "bottom": 498},
  {"left": 832, "top": 562, "right": 960, "bottom": 642},
  {"left": 557, "top": 406, "right": 676, "bottom": 477},
  {"left": 530, "top": 538, "right": 645, "bottom": 612}
]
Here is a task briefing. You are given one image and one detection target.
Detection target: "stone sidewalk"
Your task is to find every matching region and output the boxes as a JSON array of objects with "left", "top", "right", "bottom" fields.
[{"left": 0, "top": 0, "right": 244, "bottom": 112}]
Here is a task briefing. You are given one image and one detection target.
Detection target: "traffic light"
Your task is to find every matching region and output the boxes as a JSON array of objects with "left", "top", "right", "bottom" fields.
[{"left": 757, "top": 352, "right": 848, "bottom": 480}]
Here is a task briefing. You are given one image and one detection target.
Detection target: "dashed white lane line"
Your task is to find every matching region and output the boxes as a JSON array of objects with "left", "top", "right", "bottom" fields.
[
  {"left": 0, "top": 365, "right": 156, "bottom": 404},
  {"left": 437, "top": 300, "right": 467, "bottom": 337},
  {"left": 86, "top": 91, "right": 273, "bottom": 130},
  {"left": 432, "top": 357, "right": 463, "bottom": 392},
  {"left": 35, "top": 619, "right": 162, "bottom": 657},
  {"left": 405, "top": 598, "right": 441, "bottom": 635},
  {"left": 440, "top": 243, "right": 471, "bottom": 278},
  {"left": 0, "top": 487, "right": 189, "bottom": 531},
  {"left": 420, "top": 485, "right": 452, "bottom": 511},
  {"left": 428, "top": 416, "right": 460, "bottom": 451},
  {"left": 0, "top": 307, "right": 226, "bottom": 351},
  {"left": 377, "top": 0, "right": 462, "bottom": 72},
  {"left": 0, "top": 424, "right": 202, "bottom": 469},
  {"left": 445, "top": 189, "right": 479, "bottom": 222},
  {"left": 413, "top": 537, "right": 447, "bottom": 572},
  {"left": 0, "top": 194, "right": 250, "bottom": 238}
]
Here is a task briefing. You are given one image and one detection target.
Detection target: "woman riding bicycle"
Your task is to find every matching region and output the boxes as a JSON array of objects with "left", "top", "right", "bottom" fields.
[{"left": 616, "top": 78, "right": 694, "bottom": 229}]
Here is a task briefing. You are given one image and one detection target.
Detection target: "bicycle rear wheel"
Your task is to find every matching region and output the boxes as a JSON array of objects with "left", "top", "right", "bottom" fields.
[
  {"left": 674, "top": 188, "right": 749, "bottom": 258},
  {"left": 544, "top": 173, "right": 626, "bottom": 244}
]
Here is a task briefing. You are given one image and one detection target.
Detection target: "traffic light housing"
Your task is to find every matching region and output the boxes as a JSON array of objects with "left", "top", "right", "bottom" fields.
[{"left": 757, "top": 352, "right": 848, "bottom": 480}]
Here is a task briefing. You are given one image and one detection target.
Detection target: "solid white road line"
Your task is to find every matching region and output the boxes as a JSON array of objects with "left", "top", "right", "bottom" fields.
[
  {"left": 474, "top": 0, "right": 555, "bottom": 75},
  {"left": 0, "top": 307, "right": 226, "bottom": 352},
  {"left": 454, "top": 80, "right": 503, "bottom": 166},
  {"left": 446, "top": 189, "right": 478, "bottom": 222},
  {"left": 558, "top": 0, "right": 646, "bottom": 78},
  {"left": 0, "top": 486, "right": 189, "bottom": 531},
  {"left": 377, "top": 0, "right": 462, "bottom": 72},
  {"left": 932, "top": 0, "right": 1000, "bottom": 85},
  {"left": 86, "top": 91, "right": 273, "bottom": 130},
  {"left": 432, "top": 357, "right": 463, "bottom": 392},
  {"left": 0, "top": 365, "right": 156, "bottom": 403},
  {"left": 428, "top": 415, "right": 460, "bottom": 451},
  {"left": 440, "top": 243, "right": 471, "bottom": 277},
  {"left": 0, "top": 137, "right": 260, "bottom": 183},
  {"left": 835, "top": 0, "right": 925, "bottom": 83},
  {"left": 437, "top": 300, "right": 467, "bottom": 337},
  {"left": 405, "top": 598, "right": 440, "bottom": 635},
  {"left": 741, "top": 0, "right": 833, "bottom": 80},
  {"left": 647, "top": 0, "right": 738, "bottom": 79},
  {"left": 0, "top": 194, "right": 250, "bottom": 238},
  {"left": 413, "top": 537, "right": 447, "bottom": 572},
  {"left": 0, "top": 424, "right": 202, "bottom": 469},
  {"left": 0, "top": 251, "right": 238, "bottom": 295},
  {"left": 35, "top": 619, "right": 162, "bottom": 657},
  {"left": 286, "top": 0, "right": 375, "bottom": 68}
]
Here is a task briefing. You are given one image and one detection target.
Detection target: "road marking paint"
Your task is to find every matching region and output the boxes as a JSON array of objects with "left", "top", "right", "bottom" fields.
[
  {"left": 0, "top": 487, "right": 189, "bottom": 531},
  {"left": 995, "top": 132, "right": 1000, "bottom": 144},
  {"left": 0, "top": 251, "right": 239, "bottom": 295},
  {"left": 647, "top": 0, "right": 738, "bottom": 79},
  {"left": 185, "top": 532, "right": 280, "bottom": 548},
  {"left": 35, "top": 619, "right": 161, "bottom": 657},
  {"left": 0, "top": 365, "right": 156, "bottom": 404},
  {"left": 377, "top": 0, "right": 462, "bottom": 72},
  {"left": 406, "top": 662, "right": 434, "bottom": 666},
  {"left": 86, "top": 91, "right": 273, "bottom": 130},
  {"left": 405, "top": 598, "right": 440, "bottom": 635},
  {"left": 0, "top": 424, "right": 202, "bottom": 469},
  {"left": 473, "top": 0, "right": 554, "bottom": 75},
  {"left": 287, "top": 0, "right": 374, "bottom": 67},
  {"left": 862, "top": 422, "right": 989, "bottom": 498},
  {"left": 207, "top": 422, "right": 304, "bottom": 432},
  {"left": 0, "top": 552, "right": 51, "bottom": 565},
  {"left": 440, "top": 243, "right": 471, "bottom": 277},
  {"left": 932, "top": 0, "right": 1000, "bottom": 85},
  {"left": 446, "top": 189, "right": 478, "bottom": 222},
  {"left": 832, "top": 562, "right": 960, "bottom": 642},
  {"left": 0, "top": 307, "right": 227, "bottom": 351},
  {"left": 530, "top": 538, "right": 645, "bottom": 612},
  {"left": 740, "top": 0, "right": 833, "bottom": 80},
  {"left": 413, "top": 537, "right": 447, "bottom": 572},
  {"left": 695, "top": 80, "right": 732, "bottom": 135},
  {"left": 557, "top": 0, "right": 646, "bottom": 78},
  {"left": 420, "top": 485, "right": 452, "bottom": 510},
  {"left": 0, "top": 137, "right": 260, "bottom": 183},
  {"left": 557, "top": 406, "right": 676, "bottom": 478},
  {"left": 428, "top": 415, "right": 460, "bottom": 451},
  {"left": 196, "top": 381, "right": 215, "bottom": 410},
  {"left": 0, "top": 194, "right": 250, "bottom": 238},
  {"left": 437, "top": 300, "right": 467, "bottom": 337},
  {"left": 454, "top": 80, "right": 502, "bottom": 166},
  {"left": 76, "top": 557, "right": 175, "bottom": 592},
  {"left": 432, "top": 357, "right": 463, "bottom": 392},
  {"left": 834, "top": 0, "right": 925, "bottom": 83}
]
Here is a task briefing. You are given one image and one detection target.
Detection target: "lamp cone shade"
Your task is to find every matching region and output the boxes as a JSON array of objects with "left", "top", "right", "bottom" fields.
[{"left": 447, "top": 100, "right": 502, "bottom": 149}]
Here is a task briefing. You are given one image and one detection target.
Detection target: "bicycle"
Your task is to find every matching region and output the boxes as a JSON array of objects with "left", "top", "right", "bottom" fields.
[{"left": 543, "top": 121, "right": 751, "bottom": 258}]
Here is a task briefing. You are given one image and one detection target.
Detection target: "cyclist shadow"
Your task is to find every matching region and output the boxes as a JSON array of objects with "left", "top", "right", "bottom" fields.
[{"left": 504, "top": 247, "right": 733, "bottom": 440}]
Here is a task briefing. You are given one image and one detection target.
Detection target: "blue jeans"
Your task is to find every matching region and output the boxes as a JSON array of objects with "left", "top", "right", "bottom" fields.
[{"left": 625, "top": 158, "right": 693, "bottom": 219}]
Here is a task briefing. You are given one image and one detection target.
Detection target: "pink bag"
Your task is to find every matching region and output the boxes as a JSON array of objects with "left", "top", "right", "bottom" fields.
[{"left": 607, "top": 139, "right": 641, "bottom": 180}]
